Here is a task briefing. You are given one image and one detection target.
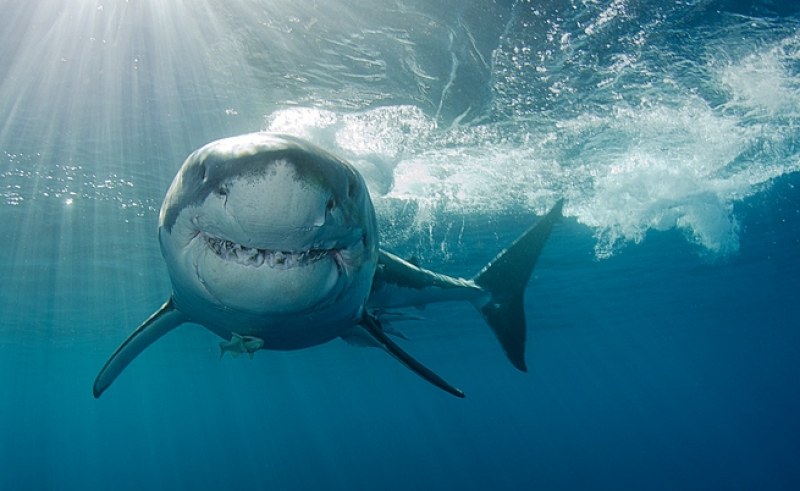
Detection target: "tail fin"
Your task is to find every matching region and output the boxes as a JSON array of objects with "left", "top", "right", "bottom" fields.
[{"left": 472, "top": 200, "right": 563, "bottom": 371}]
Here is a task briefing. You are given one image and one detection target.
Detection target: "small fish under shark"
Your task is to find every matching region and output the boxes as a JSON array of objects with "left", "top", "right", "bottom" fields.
[
  {"left": 93, "top": 132, "right": 563, "bottom": 398},
  {"left": 219, "top": 333, "right": 264, "bottom": 359}
]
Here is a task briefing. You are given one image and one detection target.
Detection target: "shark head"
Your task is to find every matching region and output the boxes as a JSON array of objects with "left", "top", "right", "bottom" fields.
[{"left": 158, "top": 133, "right": 378, "bottom": 344}]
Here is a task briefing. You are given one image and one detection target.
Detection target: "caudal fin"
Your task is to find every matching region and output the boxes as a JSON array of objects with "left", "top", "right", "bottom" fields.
[{"left": 472, "top": 200, "right": 563, "bottom": 371}]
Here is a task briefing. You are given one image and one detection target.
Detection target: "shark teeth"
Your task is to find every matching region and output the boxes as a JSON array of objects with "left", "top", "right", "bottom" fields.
[{"left": 204, "top": 234, "right": 332, "bottom": 269}]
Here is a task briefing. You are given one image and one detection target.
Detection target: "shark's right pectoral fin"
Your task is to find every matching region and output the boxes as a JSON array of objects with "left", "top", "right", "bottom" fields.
[{"left": 93, "top": 297, "right": 187, "bottom": 398}]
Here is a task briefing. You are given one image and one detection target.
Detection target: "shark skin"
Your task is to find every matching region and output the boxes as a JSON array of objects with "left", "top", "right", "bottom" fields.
[{"left": 93, "top": 132, "right": 562, "bottom": 398}]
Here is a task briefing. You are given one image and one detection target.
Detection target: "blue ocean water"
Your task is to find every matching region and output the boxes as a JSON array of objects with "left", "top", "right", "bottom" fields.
[{"left": 2, "top": 0, "right": 800, "bottom": 489}]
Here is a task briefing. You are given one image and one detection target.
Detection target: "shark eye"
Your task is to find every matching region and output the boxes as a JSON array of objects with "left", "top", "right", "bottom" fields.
[
  {"left": 326, "top": 197, "right": 336, "bottom": 212},
  {"left": 216, "top": 185, "right": 228, "bottom": 197}
]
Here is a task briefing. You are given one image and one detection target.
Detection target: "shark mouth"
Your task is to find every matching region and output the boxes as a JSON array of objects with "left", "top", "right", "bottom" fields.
[{"left": 204, "top": 234, "right": 338, "bottom": 270}]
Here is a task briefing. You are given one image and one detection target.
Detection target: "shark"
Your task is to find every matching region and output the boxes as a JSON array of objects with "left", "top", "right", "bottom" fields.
[{"left": 93, "top": 132, "right": 562, "bottom": 398}]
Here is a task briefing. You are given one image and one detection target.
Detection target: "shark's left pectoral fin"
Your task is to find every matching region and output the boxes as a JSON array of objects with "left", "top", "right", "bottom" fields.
[
  {"left": 360, "top": 314, "right": 465, "bottom": 398},
  {"left": 93, "top": 297, "right": 187, "bottom": 398}
]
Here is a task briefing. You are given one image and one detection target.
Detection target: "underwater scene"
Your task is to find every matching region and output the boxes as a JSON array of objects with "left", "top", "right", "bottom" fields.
[{"left": 1, "top": 0, "right": 799, "bottom": 489}]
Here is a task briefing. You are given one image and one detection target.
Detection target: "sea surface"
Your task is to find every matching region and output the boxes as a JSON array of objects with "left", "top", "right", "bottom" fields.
[{"left": 1, "top": 0, "right": 799, "bottom": 489}]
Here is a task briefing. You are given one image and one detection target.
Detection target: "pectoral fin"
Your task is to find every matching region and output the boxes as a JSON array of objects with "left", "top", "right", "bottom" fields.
[
  {"left": 93, "top": 297, "right": 187, "bottom": 398},
  {"left": 361, "top": 313, "right": 465, "bottom": 398}
]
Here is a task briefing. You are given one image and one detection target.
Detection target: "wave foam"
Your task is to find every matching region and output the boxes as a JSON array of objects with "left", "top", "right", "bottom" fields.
[
  {"left": 260, "top": 28, "right": 800, "bottom": 259},
  {"left": 264, "top": 84, "right": 796, "bottom": 259}
]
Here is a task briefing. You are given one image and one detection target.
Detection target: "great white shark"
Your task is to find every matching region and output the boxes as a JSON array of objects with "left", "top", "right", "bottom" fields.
[{"left": 93, "top": 132, "right": 562, "bottom": 398}]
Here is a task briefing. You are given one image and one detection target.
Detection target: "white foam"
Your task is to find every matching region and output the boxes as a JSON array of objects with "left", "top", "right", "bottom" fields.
[
  {"left": 567, "top": 101, "right": 756, "bottom": 257},
  {"left": 261, "top": 30, "right": 800, "bottom": 260},
  {"left": 262, "top": 90, "right": 797, "bottom": 258},
  {"left": 719, "top": 39, "right": 800, "bottom": 117}
]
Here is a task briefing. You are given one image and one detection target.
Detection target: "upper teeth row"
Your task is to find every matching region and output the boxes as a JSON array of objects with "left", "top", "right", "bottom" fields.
[{"left": 205, "top": 235, "right": 330, "bottom": 269}]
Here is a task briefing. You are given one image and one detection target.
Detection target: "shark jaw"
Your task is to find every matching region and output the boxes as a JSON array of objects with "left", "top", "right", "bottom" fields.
[
  {"left": 167, "top": 221, "right": 369, "bottom": 321},
  {"left": 203, "top": 232, "right": 342, "bottom": 270}
]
